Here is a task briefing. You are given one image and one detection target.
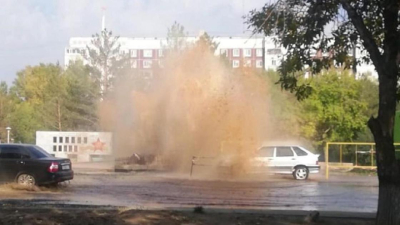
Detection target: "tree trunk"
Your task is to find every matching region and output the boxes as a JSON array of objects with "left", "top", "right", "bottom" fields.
[
  {"left": 371, "top": 120, "right": 400, "bottom": 224},
  {"left": 368, "top": 66, "right": 400, "bottom": 225},
  {"left": 376, "top": 180, "right": 400, "bottom": 224},
  {"left": 57, "top": 99, "right": 62, "bottom": 131}
]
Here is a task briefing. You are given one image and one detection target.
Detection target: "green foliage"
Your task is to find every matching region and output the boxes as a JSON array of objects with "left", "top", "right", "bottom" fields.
[
  {"left": 246, "top": 0, "right": 399, "bottom": 100},
  {"left": 41, "top": 65, "right": 68, "bottom": 131},
  {"left": 358, "top": 75, "right": 378, "bottom": 117},
  {"left": 6, "top": 62, "right": 100, "bottom": 142},
  {"left": 84, "top": 28, "right": 129, "bottom": 94},
  {"left": 12, "top": 64, "right": 62, "bottom": 106},
  {"left": 3, "top": 28, "right": 132, "bottom": 142},
  {"left": 63, "top": 61, "right": 100, "bottom": 131},
  {"left": 299, "top": 70, "right": 368, "bottom": 148},
  {"left": 11, "top": 64, "right": 64, "bottom": 134},
  {"left": 195, "top": 32, "right": 219, "bottom": 53},
  {"left": 263, "top": 69, "right": 377, "bottom": 152},
  {"left": 9, "top": 102, "right": 42, "bottom": 143},
  {"left": 0, "top": 82, "right": 11, "bottom": 140}
]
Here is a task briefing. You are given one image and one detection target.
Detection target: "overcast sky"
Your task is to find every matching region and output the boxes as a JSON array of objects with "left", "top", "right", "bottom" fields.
[{"left": 0, "top": 0, "right": 269, "bottom": 84}]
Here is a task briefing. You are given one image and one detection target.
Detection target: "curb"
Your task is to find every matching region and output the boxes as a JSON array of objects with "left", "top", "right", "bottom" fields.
[{"left": 0, "top": 201, "right": 375, "bottom": 219}]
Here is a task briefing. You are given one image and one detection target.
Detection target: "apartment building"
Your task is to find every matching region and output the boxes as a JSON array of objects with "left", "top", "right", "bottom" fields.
[
  {"left": 64, "top": 35, "right": 283, "bottom": 70},
  {"left": 64, "top": 35, "right": 377, "bottom": 77}
]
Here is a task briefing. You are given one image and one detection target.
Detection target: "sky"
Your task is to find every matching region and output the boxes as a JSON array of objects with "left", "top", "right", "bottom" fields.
[{"left": 0, "top": 0, "right": 268, "bottom": 84}]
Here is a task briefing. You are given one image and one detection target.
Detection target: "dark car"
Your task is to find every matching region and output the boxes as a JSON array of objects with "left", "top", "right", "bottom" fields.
[{"left": 0, "top": 144, "right": 73, "bottom": 186}]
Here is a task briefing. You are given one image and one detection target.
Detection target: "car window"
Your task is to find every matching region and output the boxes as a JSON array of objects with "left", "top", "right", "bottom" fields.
[
  {"left": 258, "top": 147, "right": 274, "bottom": 157},
  {"left": 0, "top": 146, "right": 30, "bottom": 159},
  {"left": 293, "top": 147, "right": 308, "bottom": 156},
  {"left": 27, "top": 146, "right": 53, "bottom": 159},
  {"left": 276, "top": 147, "right": 294, "bottom": 157}
]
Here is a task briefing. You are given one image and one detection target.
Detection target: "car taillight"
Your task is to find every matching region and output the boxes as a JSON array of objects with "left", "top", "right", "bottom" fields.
[{"left": 48, "top": 162, "right": 59, "bottom": 173}]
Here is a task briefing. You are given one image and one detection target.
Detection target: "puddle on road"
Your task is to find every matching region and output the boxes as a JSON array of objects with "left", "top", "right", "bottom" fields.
[{"left": 0, "top": 173, "right": 379, "bottom": 214}]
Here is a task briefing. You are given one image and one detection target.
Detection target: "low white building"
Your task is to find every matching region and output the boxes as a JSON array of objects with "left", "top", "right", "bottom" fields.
[{"left": 36, "top": 131, "right": 113, "bottom": 163}]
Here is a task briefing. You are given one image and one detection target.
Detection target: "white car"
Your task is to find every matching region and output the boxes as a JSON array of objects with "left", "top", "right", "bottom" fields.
[{"left": 255, "top": 146, "right": 320, "bottom": 180}]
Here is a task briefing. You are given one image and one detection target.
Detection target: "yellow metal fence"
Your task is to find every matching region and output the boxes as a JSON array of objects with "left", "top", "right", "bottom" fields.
[{"left": 325, "top": 142, "right": 400, "bottom": 179}]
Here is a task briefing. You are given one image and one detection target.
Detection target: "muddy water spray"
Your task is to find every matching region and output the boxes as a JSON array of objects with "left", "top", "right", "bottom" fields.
[{"left": 100, "top": 46, "right": 272, "bottom": 174}]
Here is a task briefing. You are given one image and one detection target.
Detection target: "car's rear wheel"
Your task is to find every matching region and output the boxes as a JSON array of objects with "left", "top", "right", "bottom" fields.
[
  {"left": 293, "top": 166, "right": 309, "bottom": 180},
  {"left": 17, "top": 174, "right": 36, "bottom": 186}
]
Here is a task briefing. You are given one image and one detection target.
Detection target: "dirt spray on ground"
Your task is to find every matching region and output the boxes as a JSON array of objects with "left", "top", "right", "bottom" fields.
[
  {"left": 99, "top": 44, "right": 278, "bottom": 175},
  {"left": 0, "top": 182, "right": 70, "bottom": 194}
]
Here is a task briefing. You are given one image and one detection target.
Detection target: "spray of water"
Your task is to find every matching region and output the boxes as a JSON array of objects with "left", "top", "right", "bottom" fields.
[{"left": 100, "top": 44, "right": 275, "bottom": 175}]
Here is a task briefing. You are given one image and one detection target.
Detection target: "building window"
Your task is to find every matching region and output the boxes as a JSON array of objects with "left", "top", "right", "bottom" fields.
[
  {"left": 244, "top": 49, "right": 252, "bottom": 57},
  {"left": 272, "top": 59, "right": 276, "bottom": 66},
  {"left": 256, "top": 49, "right": 263, "bottom": 57},
  {"left": 64, "top": 145, "right": 67, "bottom": 152},
  {"left": 78, "top": 137, "right": 82, "bottom": 144},
  {"left": 59, "top": 137, "right": 63, "bottom": 143},
  {"left": 143, "top": 50, "right": 153, "bottom": 58},
  {"left": 158, "top": 49, "right": 164, "bottom": 57},
  {"left": 58, "top": 146, "right": 62, "bottom": 152},
  {"left": 233, "top": 49, "right": 240, "bottom": 57},
  {"left": 53, "top": 137, "right": 57, "bottom": 143},
  {"left": 71, "top": 137, "right": 75, "bottom": 144},
  {"left": 66, "top": 137, "right": 69, "bottom": 144},
  {"left": 130, "top": 49, "right": 137, "bottom": 58},
  {"left": 69, "top": 145, "right": 73, "bottom": 152},
  {"left": 244, "top": 60, "right": 252, "bottom": 67},
  {"left": 232, "top": 60, "right": 240, "bottom": 68},
  {"left": 84, "top": 137, "right": 88, "bottom": 144},
  {"left": 267, "top": 48, "right": 282, "bottom": 55},
  {"left": 131, "top": 60, "right": 137, "bottom": 68},
  {"left": 220, "top": 49, "right": 226, "bottom": 55},
  {"left": 143, "top": 60, "right": 152, "bottom": 68},
  {"left": 256, "top": 60, "right": 263, "bottom": 68},
  {"left": 220, "top": 49, "right": 229, "bottom": 57},
  {"left": 53, "top": 146, "right": 57, "bottom": 152},
  {"left": 66, "top": 49, "right": 70, "bottom": 53}
]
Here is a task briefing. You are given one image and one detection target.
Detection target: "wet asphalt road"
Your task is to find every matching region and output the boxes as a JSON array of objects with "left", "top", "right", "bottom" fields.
[{"left": 0, "top": 172, "right": 378, "bottom": 213}]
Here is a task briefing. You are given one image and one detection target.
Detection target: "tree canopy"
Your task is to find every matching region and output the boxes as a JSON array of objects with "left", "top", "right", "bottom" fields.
[
  {"left": 166, "top": 21, "right": 188, "bottom": 52},
  {"left": 195, "top": 32, "right": 219, "bottom": 53},
  {"left": 6, "top": 62, "right": 100, "bottom": 143},
  {"left": 299, "top": 70, "right": 368, "bottom": 145},
  {"left": 247, "top": 0, "right": 399, "bottom": 100},
  {"left": 84, "top": 28, "right": 129, "bottom": 94}
]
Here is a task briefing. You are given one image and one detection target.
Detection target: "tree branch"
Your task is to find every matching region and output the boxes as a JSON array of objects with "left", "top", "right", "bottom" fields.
[{"left": 340, "top": 0, "right": 384, "bottom": 76}]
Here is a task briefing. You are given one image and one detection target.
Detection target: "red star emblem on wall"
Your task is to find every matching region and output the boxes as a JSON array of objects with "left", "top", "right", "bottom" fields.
[{"left": 92, "top": 138, "right": 106, "bottom": 152}]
